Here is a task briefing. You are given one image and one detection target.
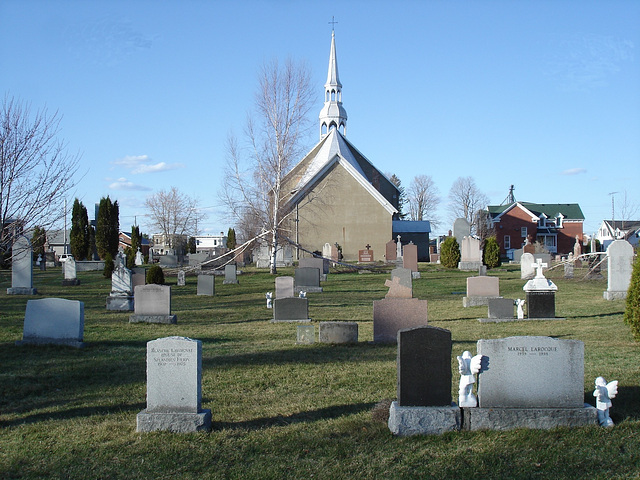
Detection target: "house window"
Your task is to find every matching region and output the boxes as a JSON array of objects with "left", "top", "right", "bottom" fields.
[
  {"left": 504, "top": 235, "right": 511, "bottom": 249},
  {"left": 521, "top": 227, "right": 527, "bottom": 238}
]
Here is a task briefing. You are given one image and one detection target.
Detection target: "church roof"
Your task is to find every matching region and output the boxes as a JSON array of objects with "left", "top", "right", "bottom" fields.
[{"left": 284, "top": 129, "right": 398, "bottom": 215}]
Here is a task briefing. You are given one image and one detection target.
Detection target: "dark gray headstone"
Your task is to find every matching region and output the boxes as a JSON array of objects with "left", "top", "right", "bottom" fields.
[
  {"left": 223, "top": 264, "right": 238, "bottom": 284},
  {"left": 272, "top": 297, "right": 310, "bottom": 322},
  {"left": 295, "top": 267, "right": 320, "bottom": 288},
  {"left": 299, "top": 257, "right": 328, "bottom": 275},
  {"left": 526, "top": 291, "right": 555, "bottom": 318},
  {"left": 197, "top": 275, "right": 215, "bottom": 296},
  {"left": 488, "top": 298, "right": 515, "bottom": 319},
  {"left": 397, "top": 326, "right": 452, "bottom": 407}
]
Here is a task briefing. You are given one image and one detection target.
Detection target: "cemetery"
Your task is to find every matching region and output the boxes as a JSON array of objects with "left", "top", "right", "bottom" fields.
[{"left": 0, "top": 259, "right": 639, "bottom": 479}]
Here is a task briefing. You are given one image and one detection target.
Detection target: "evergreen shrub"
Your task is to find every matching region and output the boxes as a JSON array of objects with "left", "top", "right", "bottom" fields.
[
  {"left": 483, "top": 236, "right": 501, "bottom": 268},
  {"left": 103, "top": 253, "right": 114, "bottom": 278},
  {"left": 624, "top": 252, "right": 640, "bottom": 341},
  {"left": 440, "top": 237, "right": 460, "bottom": 268},
  {"left": 146, "top": 265, "right": 165, "bottom": 285}
]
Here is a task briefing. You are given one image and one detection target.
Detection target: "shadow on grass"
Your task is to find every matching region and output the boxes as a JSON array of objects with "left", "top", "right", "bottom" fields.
[
  {"left": 212, "top": 402, "right": 376, "bottom": 431},
  {"left": 569, "top": 311, "right": 624, "bottom": 319},
  {"left": 0, "top": 402, "right": 146, "bottom": 428}
]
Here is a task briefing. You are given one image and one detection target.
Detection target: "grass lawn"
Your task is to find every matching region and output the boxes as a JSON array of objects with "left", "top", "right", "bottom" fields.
[{"left": 1, "top": 262, "right": 639, "bottom": 479}]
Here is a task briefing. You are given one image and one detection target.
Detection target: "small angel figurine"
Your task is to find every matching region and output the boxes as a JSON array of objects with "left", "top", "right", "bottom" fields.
[
  {"left": 299, "top": 291, "right": 307, "bottom": 298},
  {"left": 265, "top": 292, "right": 273, "bottom": 309},
  {"left": 593, "top": 376, "right": 618, "bottom": 427},
  {"left": 457, "top": 351, "right": 489, "bottom": 407},
  {"left": 515, "top": 299, "right": 525, "bottom": 319}
]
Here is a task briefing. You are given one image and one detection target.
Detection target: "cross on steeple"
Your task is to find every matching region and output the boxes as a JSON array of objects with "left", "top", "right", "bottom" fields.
[{"left": 329, "top": 16, "right": 338, "bottom": 31}]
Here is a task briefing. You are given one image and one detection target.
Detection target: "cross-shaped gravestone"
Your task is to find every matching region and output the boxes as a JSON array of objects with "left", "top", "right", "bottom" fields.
[
  {"left": 365, "top": 244, "right": 371, "bottom": 250},
  {"left": 533, "top": 258, "right": 547, "bottom": 278}
]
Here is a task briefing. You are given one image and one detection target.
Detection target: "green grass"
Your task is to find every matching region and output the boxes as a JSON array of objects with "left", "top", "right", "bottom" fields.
[{"left": 1, "top": 263, "right": 639, "bottom": 479}]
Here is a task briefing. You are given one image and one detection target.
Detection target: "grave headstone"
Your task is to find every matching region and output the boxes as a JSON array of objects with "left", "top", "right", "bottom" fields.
[
  {"left": 223, "top": 264, "right": 239, "bottom": 284},
  {"left": 564, "top": 261, "right": 574, "bottom": 279},
  {"left": 373, "top": 298, "right": 428, "bottom": 343},
  {"left": 523, "top": 259, "right": 559, "bottom": 319},
  {"left": 296, "top": 325, "right": 315, "bottom": 344},
  {"left": 275, "top": 276, "right": 295, "bottom": 298},
  {"left": 106, "top": 258, "right": 134, "bottom": 311},
  {"left": 7, "top": 236, "right": 37, "bottom": 295},
  {"left": 402, "top": 243, "right": 418, "bottom": 274},
  {"left": 16, "top": 298, "right": 85, "bottom": 347},
  {"left": 132, "top": 267, "right": 146, "bottom": 289},
  {"left": 319, "top": 322, "right": 358, "bottom": 344},
  {"left": 478, "top": 265, "right": 487, "bottom": 276},
  {"left": 396, "top": 235, "right": 403, "bottom": 259},
  {"left": 458, "top": 236, "right": 483, "bottom": 271},
  {"left": 272, "top": 297, "right": 310, "bottom": 322},
  {"left": 358, "top": 248, "right": 374, "bottom": 263},
  {"left": 603, "top": 240, "right": 634, "bottom": 300},
  {"left": 136, "top": 336, "right": 212, "bottom": 432},
  {"left": 322, "top": 243, "right": 332, "bottom": 260},
  {"left": 159, "top": 254, "right": 178, "bottom": 267},
  {"left": 573, "top": 236, "right": 582, "bottom": 258},
  {"left": 62, "top": 257, "right": 80, "bottom": 286},
  {"left": 299, "top": 256, "right": 329, "bottom": 276},
  {"left": 478, "top": 298, "right": 515, "bottom": 323},
  {"left": 386, "top": 240, "right": 397, "bottom": 262},
  {"left": 464, "top": 336, "right": 598, "bottom": 431},
  {"left": 177, "top": 270, "right": 186, "bottom": 286},
  {"left": 294, "top": 267, "right": 322, "bottom": 293},
  {"left": 388, "top": 326, "right": 460, "bottom": 436},
  {"left": 453, "top": 218, "right": 470, "bottom": 246},
  {"left": 463, "top": 276, "right": 500, "bottom": 307},
  {"left": 135, "top": 249, "right": 144, "bottom": 266},
  {"left": 197, "top": 274, "right": 215, "bottom": 296},
  {"left": 129, "top": 284, "right": 177, "bottom": 324},
  {"left": 520, "top": 252, "right": 536, "bottom": 279}
]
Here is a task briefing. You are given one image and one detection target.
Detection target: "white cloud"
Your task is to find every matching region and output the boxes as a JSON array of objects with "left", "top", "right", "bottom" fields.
[
  {"left": 561, "top": 168, "right": 587, "bottom": 176},
  {"left": 132, "top": 161, "right": 185, "bottom": 174},
  {"left": 113, "top": 155, "right": 185, "bottom": 174},
  {"left": 107, "top": 177, "right": 152, "bottom": 191}
]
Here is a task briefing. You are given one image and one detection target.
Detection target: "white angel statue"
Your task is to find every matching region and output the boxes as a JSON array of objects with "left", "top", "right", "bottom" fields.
[
  {"left": 515, "top": 299, "right": 525, "bottom": 319},
  {"left": 265, "top": 292, "right": 273, "bottom": 309},
  {"left": 457, "top": 351, "right": 489, "bottom": 407},
  {"left": 593, "top": 376, "right": 618, "bottom": 427}
]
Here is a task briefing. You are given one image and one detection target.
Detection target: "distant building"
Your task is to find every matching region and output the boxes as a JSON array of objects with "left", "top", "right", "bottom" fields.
[
  {"left": 596, "top": 220, "right": 640, "bottom": 249},
  {"left": 195, "top": 233, "right": 227, "bottom": 256},
  {"left": 487, "top": 202, "right": 585, "bottom": 256},
  {"left": 118, "top": 231, "right": 151, "bottom": 256},
  {"left": 151, "top": 233, "right": 188, "bottom": 255},
  {"left": 393, "top": 220, "right": 431, "bottom": 261}
]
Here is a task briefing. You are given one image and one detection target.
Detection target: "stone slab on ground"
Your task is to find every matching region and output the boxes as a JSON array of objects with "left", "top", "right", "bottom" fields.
[
  {"left": 462, "top": 405, "right": 598, "bottom": 431},
  {"left": 388, "top": 402, "right": 461, "bottom": 436},
  {"left": 136, "top": 410, "right": 212, "bottom": 433},
  {"left": 318, "top": 322, "right": 358, "bottom": 343},
  {"left": 129, "top": 314, "right": 177, "bottom": 324},
  {"left": 479, "top": 317, "right": 566, "bottom": 323},
  {"left": 106, "top": 296, "right": 134, "bottom": 311}
]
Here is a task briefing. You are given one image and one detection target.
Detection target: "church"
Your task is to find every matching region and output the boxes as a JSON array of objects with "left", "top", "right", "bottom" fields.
[{"left": 281, "top": 30, "right": 401, "bottom": 262}]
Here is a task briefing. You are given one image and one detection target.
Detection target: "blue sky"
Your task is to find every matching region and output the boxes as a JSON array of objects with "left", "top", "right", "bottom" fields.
[{"left": 2, "top": 0, "right": 638, "bottom": 238}]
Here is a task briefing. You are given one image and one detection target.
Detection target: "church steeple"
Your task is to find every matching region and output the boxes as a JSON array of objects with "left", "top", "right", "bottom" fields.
[{"left": 319, "top": 29, "right": 347, "bottom": 139}]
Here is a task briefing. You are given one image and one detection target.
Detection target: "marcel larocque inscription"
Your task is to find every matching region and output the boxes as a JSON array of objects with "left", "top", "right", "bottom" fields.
[{"left": 507, "top": 345, "right": 558, "bottom": 356}]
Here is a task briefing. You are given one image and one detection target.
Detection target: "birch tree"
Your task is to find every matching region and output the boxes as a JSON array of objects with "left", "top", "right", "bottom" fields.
[{"left": 221, "top": 58, "right": 313, "bottom": 273}]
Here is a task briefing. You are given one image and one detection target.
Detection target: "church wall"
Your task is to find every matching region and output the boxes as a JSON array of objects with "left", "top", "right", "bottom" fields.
[{"left": 292, "top": 163, "right": 393, "bottom": 262}]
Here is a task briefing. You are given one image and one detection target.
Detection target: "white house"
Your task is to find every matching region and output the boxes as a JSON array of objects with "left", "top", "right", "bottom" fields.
[{"left": 596, "top": 220, "right": 640, "bottom": 249}]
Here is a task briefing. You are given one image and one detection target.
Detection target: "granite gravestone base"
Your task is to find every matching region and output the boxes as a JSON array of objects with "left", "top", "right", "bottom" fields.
[
  {"left": 16, "top": 298, "right": 85, "bottom": 348},
  {"left": 388, "top": 326, "right": 460, "bottom": 436},
  {"left": 136, "top": 336, "right": 211, "bottom": 433},
  {"left": 462, "top": 336, "right": 597, "bottom": 431}
]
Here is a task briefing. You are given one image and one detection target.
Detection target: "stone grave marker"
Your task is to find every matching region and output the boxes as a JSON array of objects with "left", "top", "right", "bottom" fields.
[
  {"left": 463, "top": 276, "right": 500, "bottom": 307},
  {"left": 523, "top": 259, "right": 559, "bottom": 319},
  {"left": 135, "top": 249, "right": 144, "bottom": 266},
  {"left": 132, "top": 267, "right": 146, "bottom": 289},
  {"left": 322, "top": 243, "right": 332, "bottom": 260},
  {"left": 478, "top": 298, "right": 515, "bottom": 323},
  {"left": 272, "top": 297, "right": 310, "bottom": 322},
  {"left": 464, "top": 336, "right": 597, "bottom": 431},
  {"left": 137, "top": 336, "right": 212, "bottom": 432},
  {"left": 197, "top": 274, "right": 215, "bottom": 296},
  {"left": 319, "top": 322, "right": 358, "bottom": 344},
  {"left": 402, "top": 243, "right": 418, "bottom": 274},
  {"left": 386, "top": 240, "right": 397, "bottom": 262},
  {"left": 458, "top": 236, "right": 483, "bottom": 271},
  {"left": 385, "top": 267, "right": 413, "bottom": 298},
  {"left": 223, "top": 264, "right": 239, "bottom": 284},
  {"left": 177, "top": 270, "right": 186, "bottom": 286},
  {"left": 388, "top": 326, "right": 459, "bottom": 436},
  {"left": 603, "top": 240, "right": 634, "bottom": 300},
  {"left": 373, "top": 298, "right": 428, "bottom": 343},
  {"left": 106, "top": 256, "right": 133, "bottom": 311},
  {"left": 7, "top": 236, "right": 37, "bottom": 295},
  {"left": 453, "top": 218, "right": 470, "bottom": 246},
  {"left": 275, "top": 276, "right": 295, "bottom": 299},
  {"left": 297, "top": 325, "right": 315, "bottom": 344},
  {"left": 158, "top": 254, "right": 178, "bottom": 267},
  {"left": 294, "top": 267, "right": 322, "bottom": 293},
  {"left": 520, "top": 252, "right": 536, "bottom": 279},
  {"left": 16, "top": 298, "right": 85, "bottom": 347},
  {"left": 358, "top": 247, "right": 374, "bottom": 263},
  {"left": 299, "top": 257, "right": 328, "bottom": 276},
  {"left": 129, "top": 284, "right": 177, "bottom": 324},
  {"left": 62, "top": 257, "right": 80, "bottom": 286}
]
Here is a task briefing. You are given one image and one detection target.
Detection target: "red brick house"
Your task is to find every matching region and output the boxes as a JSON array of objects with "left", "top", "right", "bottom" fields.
[{"left": 487, "top": 202, "right": 584, "bottom": 257}]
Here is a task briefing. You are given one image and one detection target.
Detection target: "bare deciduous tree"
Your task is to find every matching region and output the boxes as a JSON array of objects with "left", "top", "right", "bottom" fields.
[
  {"left": 144, "top": 186, "right": 205, "bottom": 250},
  {"left": 447, "top": 176, "right": 489, "bottom": 235},
  {"left": 407, "top": 174, "right": 440, "bottom": 227},
  {"left": 221, "top": 58, "right": 314, "bottom": 273},
  {"left": 0, "top": 96, "right": 80, "bottom": 251}
]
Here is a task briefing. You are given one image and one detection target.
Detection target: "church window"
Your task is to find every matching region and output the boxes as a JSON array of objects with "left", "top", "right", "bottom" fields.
[{"left": 321, "top": 123, "right": 328, "bottom": 135}]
